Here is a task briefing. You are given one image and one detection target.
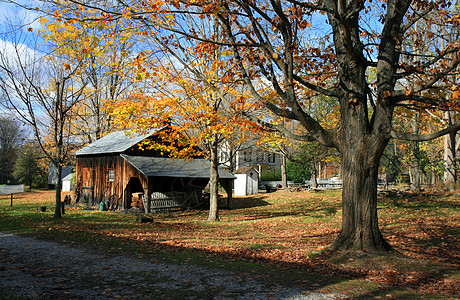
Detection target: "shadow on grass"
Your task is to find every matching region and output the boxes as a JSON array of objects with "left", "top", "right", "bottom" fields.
[
  {"left": 352, "top": 287, "right": 430, "bottom": 300},
  {"left": 68, "top": 230, "right": 457, "bottom": 299},
  {"left": 388, "top": 223, "right": 460, "bottom": 265},
  {"left": 230, "top": 195, "right": 272, "bottom": 209},
  {"left": 379, "top": 192, "right": 460, "bottom": 211},
  {"left": 229, "top": 199, "right": 342, "bottom": 221}
]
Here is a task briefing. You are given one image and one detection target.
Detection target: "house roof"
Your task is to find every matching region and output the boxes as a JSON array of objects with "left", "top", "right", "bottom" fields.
[
  {"left": 75, "top": 129, "right": 158, "bottom": 156},
  {"left": 48, "top": 165, "right": 74, "bottom": 185},
  {"left": 121, "top": 154, "right": 235, "bottom": 179},
  {"left": 62, "top": 173, "right": 74, "bottom": 181}
]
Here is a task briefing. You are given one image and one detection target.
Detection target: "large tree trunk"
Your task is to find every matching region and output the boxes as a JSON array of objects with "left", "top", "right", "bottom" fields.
[
  {"left": 323, "top": 0, "right": 407, "bottom": 251},
  {"left": 208, "top": 139, "right": 220, "bottom": 221},
  {"left": 332, "top": 141, "right": 391, "bottom": 251},
  {"left": 330, "top": 18, "right": 392, "bottom": 250}
]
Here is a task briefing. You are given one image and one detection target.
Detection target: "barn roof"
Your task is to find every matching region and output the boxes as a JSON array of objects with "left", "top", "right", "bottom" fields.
[
  {"left": 121, "top": 154, "right": 235, "bottom": 179},
  {"left": 75, "top": 129, "right": 158, "bottom": 156}
]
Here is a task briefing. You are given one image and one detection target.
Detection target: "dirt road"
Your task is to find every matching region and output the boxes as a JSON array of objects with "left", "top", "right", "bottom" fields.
[{"left": 0, "top": 232, "right": 344, "bottom": 299}]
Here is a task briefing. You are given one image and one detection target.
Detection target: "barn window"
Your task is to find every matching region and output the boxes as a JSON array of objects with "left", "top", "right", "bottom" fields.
[{"left": 108, "top": 169, "right": 115, "bottom": 181}]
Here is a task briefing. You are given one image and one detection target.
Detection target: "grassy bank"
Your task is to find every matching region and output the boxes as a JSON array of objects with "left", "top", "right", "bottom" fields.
[{"left": 0, "top": 189, "right": 458, "bottom": 299}]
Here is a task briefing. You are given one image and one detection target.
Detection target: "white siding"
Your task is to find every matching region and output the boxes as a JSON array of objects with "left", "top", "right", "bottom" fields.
[{"left": 234, "top": 174, "right": 248, "bottom": 196}]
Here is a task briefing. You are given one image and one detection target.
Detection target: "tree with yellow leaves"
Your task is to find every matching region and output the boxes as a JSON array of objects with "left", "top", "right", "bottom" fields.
[{"left": 39, "top": 10, "right": 137, "bottom": 143}]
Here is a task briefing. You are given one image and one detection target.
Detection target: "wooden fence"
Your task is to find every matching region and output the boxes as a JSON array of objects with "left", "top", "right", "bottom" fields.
[{"left": 144, "top": 192, "right": 187, "bottom": 212}]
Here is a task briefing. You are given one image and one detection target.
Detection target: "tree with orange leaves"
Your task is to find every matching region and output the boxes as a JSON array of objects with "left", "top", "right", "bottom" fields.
[{"left": 109, "top": 17, "right": 268, "bottom": 221}]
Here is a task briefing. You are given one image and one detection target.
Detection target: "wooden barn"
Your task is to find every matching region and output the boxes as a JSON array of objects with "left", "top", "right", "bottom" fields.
[{"left": 75, "top": 129, "right": 235, "bottom": 211}]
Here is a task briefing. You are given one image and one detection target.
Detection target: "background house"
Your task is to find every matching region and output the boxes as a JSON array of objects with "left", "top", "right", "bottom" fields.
[
  {"left": 75, "top": 129, "right": 235, "bottom": 211},
  {"left": 219, "top": 144, "right": 282, "bottom": 178}
]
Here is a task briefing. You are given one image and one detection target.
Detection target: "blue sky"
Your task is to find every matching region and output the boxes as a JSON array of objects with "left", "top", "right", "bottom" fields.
[
  {"left": 0, "top": 1, "right": 42, "bottom": 33},
  {"left": 0, "top": 1, "right": 46, "bottom": 132}
]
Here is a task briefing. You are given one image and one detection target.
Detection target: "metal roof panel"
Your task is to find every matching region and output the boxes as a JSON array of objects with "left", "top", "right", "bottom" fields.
[
  {"left": 121, "top": 154, "right": 235, "bottom": 179},
  {"left": 75, "top": 130, "right": 157, "bottom": 155}
]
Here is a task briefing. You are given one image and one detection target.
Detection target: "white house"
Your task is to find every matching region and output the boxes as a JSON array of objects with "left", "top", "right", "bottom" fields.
[{"left": 219, "top": 144, "right": 282, "bottom": 174}]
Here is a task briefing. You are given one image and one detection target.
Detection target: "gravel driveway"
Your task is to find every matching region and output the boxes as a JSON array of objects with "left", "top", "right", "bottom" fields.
[{"left": 0, "top": 232, "right": 345, "bottom": 299}]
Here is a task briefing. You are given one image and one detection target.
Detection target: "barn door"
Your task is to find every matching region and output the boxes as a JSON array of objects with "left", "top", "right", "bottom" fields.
[{"left": 81, "top": 167, "right": 95, "bottom": 204}]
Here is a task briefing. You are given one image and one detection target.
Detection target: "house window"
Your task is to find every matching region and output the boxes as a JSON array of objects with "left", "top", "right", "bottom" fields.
[
  {"left": 256, "top": 152, "right": 263, "bottom": 162},
  {"left": 243, "top": 151, "right": 252, "bottom": 162},
  {"left": 267, "top": 153, "right": 276, "bottom": 163},
  {"left": 220, "top": 150, "right": 228, "bottom": 163},
  {"left": 108, "top": 169, "right": 115, "bottom": 182}
]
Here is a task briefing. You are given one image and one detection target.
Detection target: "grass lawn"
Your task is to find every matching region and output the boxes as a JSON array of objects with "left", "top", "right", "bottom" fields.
[{"left": 0, "top": 188, "right": 459, "bottom": 299}]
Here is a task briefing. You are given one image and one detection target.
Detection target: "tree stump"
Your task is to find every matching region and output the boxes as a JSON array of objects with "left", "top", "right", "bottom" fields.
[{"left": 136, "top": 215, "right": 153, "bottom": 223}]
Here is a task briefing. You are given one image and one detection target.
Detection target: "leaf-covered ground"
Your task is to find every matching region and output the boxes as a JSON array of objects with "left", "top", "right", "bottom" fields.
[{"left": 0, "top": 189, "right": 459, "bottom": 299}]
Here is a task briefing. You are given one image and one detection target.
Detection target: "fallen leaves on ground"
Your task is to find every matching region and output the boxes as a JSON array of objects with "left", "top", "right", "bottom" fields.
[{"left": 1, "top": 189, "right": 459, "bottom": 297}]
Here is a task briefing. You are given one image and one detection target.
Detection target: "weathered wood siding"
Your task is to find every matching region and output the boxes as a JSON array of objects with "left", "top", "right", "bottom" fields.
[{"left": 76, "top": 155, "right": 148, "bottom": 208}]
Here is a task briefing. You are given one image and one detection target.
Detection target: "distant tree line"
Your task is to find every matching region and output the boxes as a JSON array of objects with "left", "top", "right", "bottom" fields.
[{"left": 0, "top": 117, "right": 47, "bottom": 188}]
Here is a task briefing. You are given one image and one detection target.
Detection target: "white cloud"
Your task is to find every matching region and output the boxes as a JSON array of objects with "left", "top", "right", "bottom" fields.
[
  {"left": 0, "top": 38, "right": 38, "bottom": 65},
  {"left": 0, "top": 2, "right": 43, "bottom": 68}
]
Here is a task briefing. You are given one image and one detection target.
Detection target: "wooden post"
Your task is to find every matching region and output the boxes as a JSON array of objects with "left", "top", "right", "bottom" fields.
[
  {"left": 0, "top": 185, "right": 24, "bottom": 207},
  {"left": 221, "top": 180, "right": 233, "bottom": 209}
]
